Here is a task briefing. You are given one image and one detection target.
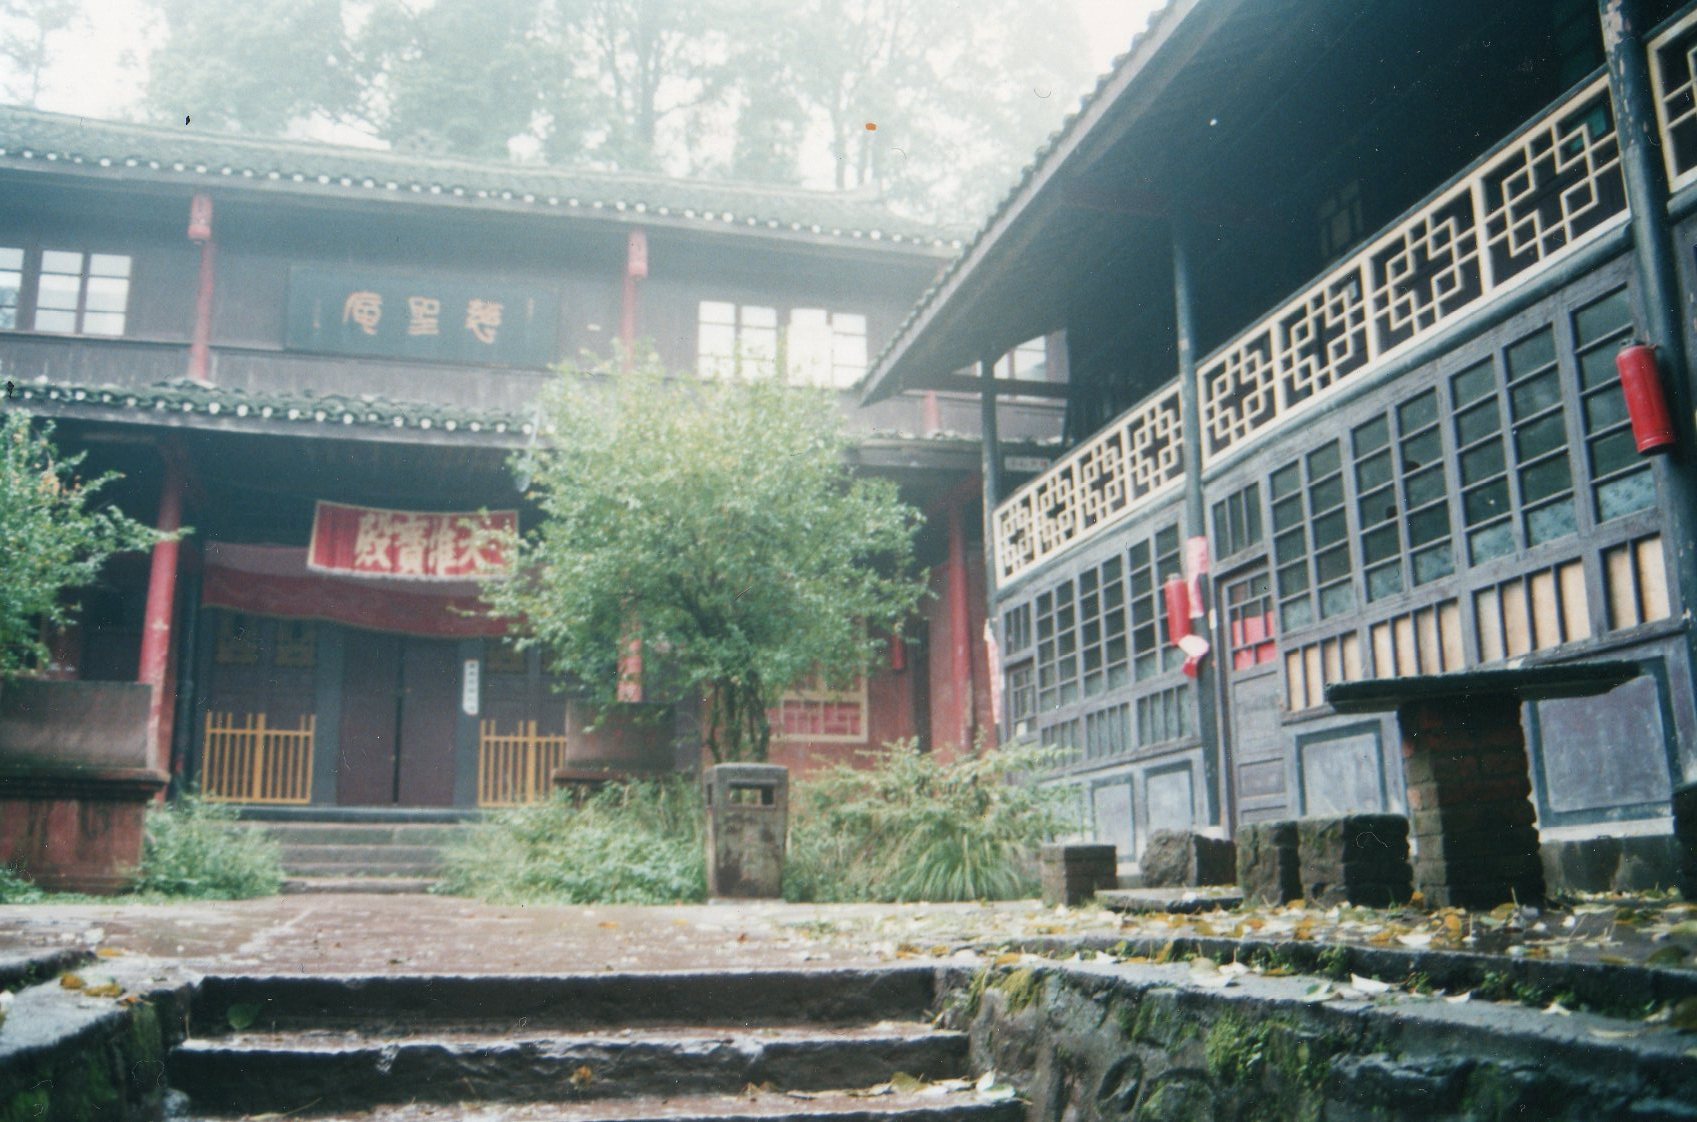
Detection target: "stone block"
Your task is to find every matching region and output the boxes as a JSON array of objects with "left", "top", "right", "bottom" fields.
[
  {"left": 1296, "top": 814, "right": 1413, "bottom": 907},
  {"left": 1139, "top": 830, "right": 1235, "bottom": 888},
  {"left": 1540, "top": 834, "right": 1683, "bottom": 895},
  {"left": 1236, "top": 821, "right": 1300, "bottom": 906},
  {"left": 704, "top": 763, "right": 788, "bottom": 898},
  {"left": 1674, "top": 784, "right": 1697, "bottom": 901},
  {"left": 1040, "top": 843, "right": 1117, "bottom": 906}
]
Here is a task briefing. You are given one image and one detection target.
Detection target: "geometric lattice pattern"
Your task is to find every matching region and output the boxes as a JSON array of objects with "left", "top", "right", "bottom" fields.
[
  {"left": 1201, "top": 79, "right": 1626, "bottom": 464},
  {"left": 1651, "top": 10, "right": 1697, "bottom": 190},
  {"left": 994, "top": 384, "right": 1183, "bottom": 583}
]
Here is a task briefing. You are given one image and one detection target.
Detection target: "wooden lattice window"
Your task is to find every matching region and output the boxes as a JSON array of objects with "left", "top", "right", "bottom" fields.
[
  {"left": 273, "top": 621, "right": 317, "bottom": 668},
  {"left": 772, "top": 678, "right": 867, "bottom": 743},
  {"left": 215, "top": 614, "right": 261, "bottom": 665}
]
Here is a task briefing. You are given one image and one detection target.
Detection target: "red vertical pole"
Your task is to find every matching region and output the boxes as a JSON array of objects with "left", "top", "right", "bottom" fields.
[
  {"left": 187, "top": 193, "right": 215, "bottom": 385},
  {"left": 139, "top": 453, "right": 185, "bottom": 774},
  {"left": 621, "top": 227, "right": 647, "bottom": 372},
  {"left": 921, "top": 391, "right": 942, "bottom": 435},
  {"left": 945, "top": 502, "right": 973, "bottom": 757}
]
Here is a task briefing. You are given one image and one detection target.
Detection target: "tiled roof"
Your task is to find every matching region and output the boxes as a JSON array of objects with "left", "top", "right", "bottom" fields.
[
  {"left": 862, "top": 0, "right": 1186, "bottom": 398},
  {"left": 0, "top": 105, "right": 962, "bottom": 251},
  {"left": 9, "top": 377, "right": 531, "bottom": 439}
]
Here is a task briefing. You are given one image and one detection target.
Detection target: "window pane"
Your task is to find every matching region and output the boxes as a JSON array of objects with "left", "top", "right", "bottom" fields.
[
  {"left": 1398, "top": 391, "right": 1437, "bottom": 431},
  {"left": 1400, "top": 428, "right": 1441, "bottom": 468},
  {"left": 1515, "top": 413, "right": 1567, "bottom": 460},
  {"left": 1460, "top": 441, "right": 1505, "bottom": 485},
  {"left": 1358, "top": 486, "right": 1396, "bottom": 528},
  {"left": 1274, "top": 527, "right": 1305, "bottom": 563},
  {"left": 1362, "top": 524, "right": 1401, "bottom": 564},
  {"left": 35, "top": 272, "right": 79, "bottom": 310},
  {"left": 1527, "top": 500, "right": 1577, "bottom": 545},
  {"left": 1574, "top": 289, "right": 1630, "bottom": 346},
  {"left": 1578, "top": 346, "right": 1617, "bottom": 391},
  {"left": 82, "top": 311, "right": 124, "bottom": 336},
  {"left": 1412, "top": 545, "right": 1454, "bottom": 584},
  {"left": 742, "top": 305, "right": 777, "bottom": 327},
  {"left": 84, "top": 276, "right": 128, "bottom": 313},
  {"left": 699, "top": 301, "right": 736, "bottom": 325},
  {"left": 33, "top": 308, "right": 76, "bottom": 332},
  {"left": 1456, "top": 400, "right": 1500, "bottom": 445},
  {"left": 1597, "top": 470, "right": 1656, "bottom": 521},
  {"left": 1276, "top": 560, "right": 1309, "bottom": 595},
  {"left": 1583, "top": 390, "right": 1628, "bottom": 431},
  {"left": 1281, "top": 599, "right": 1314, "bottom": 630},
  {"left": 1270, "top": 463, "right": 1301, "bottom": 500},
  {"left": 1408, "top": 505, "right": 1449, "bottom": 546},
  {"left": 1367, "top": 563, "right": 1402, "bottom": 600},
  {"left": 1352, "top": 417, "right": 1389, "bottom": 455},
  {"left": 1510, "top": 370, "right": 1562, "bottom": 417},
  {"left": 40, "top": 250, "right": 82, "bottom": 275},
  {"left": 1356, "top": 449, "right": 1393, "bottom": 490},
  {"left": 1521, "top": 456, "right": 1572, "bottom": 503},
  {"left": 1315, "top": 544, "right": 1351, "bottom": 583},
  {"left": 1309, "top": 474, "right": 1343, "bottom": 512},
  {"left": 0, "top": 247, "right": 21, "bottom": 270},
  {"left": 1405, "top": 464, "right": 1446, "bottom": 508},
  {"left": 1319, "top": 582, "right": 1355, "bottom": 618},
  {"left": 88, "top": 254, "right": 130, "bottom": 278},
  {"left": 1311, "top": 509, "right": 1346, "bottom": 547},
  {"left": 1271, "top": 495, "right": 1304, "bottom": 532},
  {"left": 1464, "top": 480, "right": 1510, "bottom": 524},
  {"left": 1469, "top": 521, "right": 1515, "bottom": 563},
  {"left": 1452, "top": 360, "right": 1495, "bottom": 406},
  {"left": 1307, "top": 442, "right": 1340, "bottom": 477},
  {"left": 0, "top": 306, "right": 14, "bottom": 329},
  {"left": 1591, "top": 428, "right": 1640, "bottom": 478},
  {"left": 1506, "top": 328, "right": 1556, "bottom": 376}
]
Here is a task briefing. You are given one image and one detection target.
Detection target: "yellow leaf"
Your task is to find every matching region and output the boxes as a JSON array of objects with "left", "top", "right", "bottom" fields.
[
  {"left": 83, "top": 982, "right": 123, "bottom": 998},
  {"left": 570, "top": 1066, "right": 594, "bottom": 1089},
  {"left": 95, "top": 947, "right": 125, "bottom": 959},
  {"left": 993, "top": 952, "right": 1022, "bottom": 967},
  {"left": 59, "top": 974, "right": 85, "bottom": 990}
]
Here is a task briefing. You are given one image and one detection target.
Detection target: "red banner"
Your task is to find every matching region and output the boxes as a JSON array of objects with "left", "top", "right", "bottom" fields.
[
  {"left": 203, "top": 544, "right": 507, "bottom": 638},
  {"left": 307, "top": 501, "right": 515, "bottom": 580}
]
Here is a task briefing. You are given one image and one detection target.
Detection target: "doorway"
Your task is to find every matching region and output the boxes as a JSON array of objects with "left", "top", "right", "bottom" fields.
[
  {"left": 1217, "top": 567, "right": 1289, "bottom": 824},
  {"left": 337, "top": 630, "right": 459, "bottom": 806}
]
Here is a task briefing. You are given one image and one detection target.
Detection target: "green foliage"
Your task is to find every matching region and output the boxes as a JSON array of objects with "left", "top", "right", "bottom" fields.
[
  {"left": 484, "top": 354, "right": 923, "bottom": 763},
  {"left": 0, "top": 863, "right": 46, "bottom": 903},
  {"left": 437, "top": 779, "right": 707, "bottom": 904},
  {"left": 136, "top": 796, "right": 284, "bottom": 899},
  {"left": 784, "top": 740, "right": 1066, "bottom": 903},
  {"left": 0, "top": 411, "right": 163, "bottom": 677}
]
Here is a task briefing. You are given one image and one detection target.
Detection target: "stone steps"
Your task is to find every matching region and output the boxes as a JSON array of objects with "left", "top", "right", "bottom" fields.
[
  {"left": 243, "top": 819, "right": 471, "bottom": 882},
  {"left": 166, "top": 967, "right": 986, "bottom": 1120}
]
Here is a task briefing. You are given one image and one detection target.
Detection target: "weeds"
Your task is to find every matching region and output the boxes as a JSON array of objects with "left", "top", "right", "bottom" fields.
[
  {"left": 137, "top": 796, "right": 283, "bottom": 899},
  {"left": 0, "top": 864, "right": 47, "bottom": 904},
  {"left": 437, "top": 778, "right": 707, "bottom": 904},
  {"left": 784, "top": 739, "right": 1065, "bottom": 903}
]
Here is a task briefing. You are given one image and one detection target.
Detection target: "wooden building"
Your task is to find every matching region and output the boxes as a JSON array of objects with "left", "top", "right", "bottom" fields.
[
  {"left": 0, "top": 106, "right": 1062, "bottom": 822},
  {"left": 864, "top": 0, "right": 1697, "bottom": 884}
]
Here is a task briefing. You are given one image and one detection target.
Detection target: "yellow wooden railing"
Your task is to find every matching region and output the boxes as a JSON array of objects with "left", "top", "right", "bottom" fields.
[
  {"left": 478, "top": 720, "right": 569, "bottom": 807},
  {"left": 201, "top": 711, "right": 314, "bottom": 804}
]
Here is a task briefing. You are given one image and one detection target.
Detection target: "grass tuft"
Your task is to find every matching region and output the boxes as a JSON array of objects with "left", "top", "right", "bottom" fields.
[{"left": 136, "top": 795, "right": 284, "bottom": 899}]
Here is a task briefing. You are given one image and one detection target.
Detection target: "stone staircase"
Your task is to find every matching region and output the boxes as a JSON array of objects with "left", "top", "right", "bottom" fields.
[
  {"left": 244, "top": 818, "right": 471, "bottom": 890},
  {"left": 165, "top": 966, "right": 1015, "bottom": 1122}
]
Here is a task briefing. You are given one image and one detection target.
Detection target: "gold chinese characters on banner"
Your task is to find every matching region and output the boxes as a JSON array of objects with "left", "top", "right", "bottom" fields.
[{"left": 307, "top": 501, "right": 517, "bottom": 580}]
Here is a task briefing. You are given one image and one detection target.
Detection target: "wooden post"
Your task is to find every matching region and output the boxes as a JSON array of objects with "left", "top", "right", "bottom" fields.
[
  {"left": 979, "top": 357, "right": 1003, "bottom": 742},
  {"left": 138, "top": 451, "right": 185, "bottom": 776},
  {"left": 944, "top": 501, "right": 973, "bottom": 756},
  {"left": 621, "top": 227, "right": 648, "bottom": 371},
  {"left": 187, "top": 193, "right": 216, "bottom": 385}
]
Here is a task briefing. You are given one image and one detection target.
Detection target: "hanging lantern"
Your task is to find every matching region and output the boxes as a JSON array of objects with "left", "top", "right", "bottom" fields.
[{"left": 1164, "top": 576, "right": 1191, "bottom": 647}]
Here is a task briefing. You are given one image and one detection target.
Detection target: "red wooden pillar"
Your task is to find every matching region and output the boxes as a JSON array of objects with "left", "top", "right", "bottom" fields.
[
  {"left": 621, "top": 227, "right": 647, "bottom": 371},
  {"left": 187, "top": 193, "right": 216, "bottom": 385},
  {"left": 943, "top": 501, "right": 973, "bottom": 758},
  {"left": 138, "top": 453, "right": 185, "bottom": 774}
]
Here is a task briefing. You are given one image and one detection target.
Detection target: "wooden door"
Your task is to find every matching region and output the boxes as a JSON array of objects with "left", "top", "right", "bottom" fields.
[
  {"left": 396, "top": 638, "right": 459, "bottom": 806},
  {"left": 1217, "top": 567, "right": 1290, "bottom": 825},
  {"left": 338, "top": 629, "right": 403, "bottom": 805}
]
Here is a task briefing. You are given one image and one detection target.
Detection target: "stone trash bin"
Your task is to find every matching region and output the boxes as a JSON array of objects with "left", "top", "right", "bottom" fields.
[{"left": 704, "top": 763, "right": 789, "bottom": 898}]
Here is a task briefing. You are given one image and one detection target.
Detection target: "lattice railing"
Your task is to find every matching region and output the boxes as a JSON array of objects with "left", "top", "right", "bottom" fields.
[
  {"left": 202, "top": 711, "right": 314, "bottom": 804},
  {"left": 993, "top": 382, "right": 1183, "bottom": 583},
  {"left": 1652, "top": 8, "right": 1697, "bottom": 192},
  {"left": 1200, "top": 77, "right": 1625, "bottom": 464},
  {"left": 478, "top": 720, "right": 569, "bottom": 807}
]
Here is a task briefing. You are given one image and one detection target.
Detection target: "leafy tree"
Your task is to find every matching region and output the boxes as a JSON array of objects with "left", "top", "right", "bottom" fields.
[
  {"left": 145, "top": 0, "right": 357, "bottom": 133},
  {"left": 0, "top": 411, "right": 163, "bottom": 677},
  {"left": 0, "top": 0, "right": 78, "bottom": 104},
  {"left": 482, "top": 354, "right": 924, "bottom": 763}
]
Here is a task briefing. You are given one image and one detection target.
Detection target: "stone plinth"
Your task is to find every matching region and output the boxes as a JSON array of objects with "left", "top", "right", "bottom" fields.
[
  {"left": 1139, "top": 830, "right": 1235, "bottom": 888},
  {"left": 1236, "top": 821, "right": 1300, "bottom": 905},
  {"left": 703, "top": 763, "right": 788, "bottom": 898},
  {"left": 1327, "top": 664, "right": 1637, "bottom": 911},
  {"left": 0, "top": 679, "right": 162, "bottom": 894},
  {"left": 1040, "top": 843, "right": 1117, "bottom": 906},
  {"left": 1675, "top": 784, "right": 1697, "bottom": 901},
  {"left": 1296, "top": 814, "right": 1413, "bottom": 907}
]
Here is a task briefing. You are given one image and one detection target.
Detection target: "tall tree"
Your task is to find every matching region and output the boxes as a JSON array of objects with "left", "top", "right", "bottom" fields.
[
  {"left": 0, "top": 0, "right": 78, "bottom": 105},
  {"left": 145, "top": 0, "right": 355, "bottom": 133},
  {"left": 482, "top": 355, "right": 924, "bottom": 764}
]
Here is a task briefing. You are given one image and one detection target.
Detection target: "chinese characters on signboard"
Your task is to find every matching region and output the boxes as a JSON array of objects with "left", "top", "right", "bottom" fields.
[
  {"left": 286, "top": 267, "right": 559, "bottom": 367},
  {"left": 307, "top": 501, "right": 517, "bottom": 580}
]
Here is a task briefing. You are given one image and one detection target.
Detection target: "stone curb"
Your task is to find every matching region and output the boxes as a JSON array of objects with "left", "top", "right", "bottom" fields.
[
  {"left": 0, "top": 946, "right": 90, "bottom": 993},
  {"left": 993, "top": 932, "right": 1697, "bottom": 1016}
]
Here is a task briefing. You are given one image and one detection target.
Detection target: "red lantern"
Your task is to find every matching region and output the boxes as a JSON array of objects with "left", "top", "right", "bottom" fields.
[
  {"left": 1163, "top": 576, "right": 1191, "bottom": 647},
  {"left": 1616, "top": 342, "right": 1676, "bottom": 455},
  {"left": 187, "top": 193, "right": 213, "bottom": 242}
]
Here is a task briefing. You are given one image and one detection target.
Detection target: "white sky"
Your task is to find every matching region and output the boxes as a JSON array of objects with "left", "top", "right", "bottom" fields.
[{"left": 33, "top": 0, "right": 1163, "bottom": 120}]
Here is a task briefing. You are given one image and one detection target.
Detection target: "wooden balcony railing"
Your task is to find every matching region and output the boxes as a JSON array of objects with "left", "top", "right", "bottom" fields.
[
  {"left": 994, "top": 74, "right": 1633, "bottom": 586},
  {"left": 201, "top": 711, "right": 314, "bottom": 804}
]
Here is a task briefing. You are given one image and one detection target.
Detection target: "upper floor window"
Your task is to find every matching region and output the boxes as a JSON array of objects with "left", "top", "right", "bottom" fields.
[
  {"left": 697, "top": 301, "right": 867, "bottom": 387},
  {"left": 0, "top": 247, "right": 131, "bottom": 336},
  {"left": 995, "top": 337, "right": 1048, "bottom": 380}
]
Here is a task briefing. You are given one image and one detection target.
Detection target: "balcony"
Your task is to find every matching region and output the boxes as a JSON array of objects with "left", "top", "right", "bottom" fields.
[{"left": 992, "top": 58, "right": 1659, "bottom": 588}]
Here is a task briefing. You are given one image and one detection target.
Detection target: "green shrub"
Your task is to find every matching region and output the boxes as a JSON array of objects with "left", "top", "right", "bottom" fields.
[
  {"left": 137, "top": 796, "right": 284, "bottom": 899},
  {"left": 785, "top": 740, "right": 1066, "bottom": 903},
  {"left": 438, "top": 778, "right": 707, "bottom": 904},
  {"left": 0, "top": 864, "right": 47, "bottom": 903}
]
